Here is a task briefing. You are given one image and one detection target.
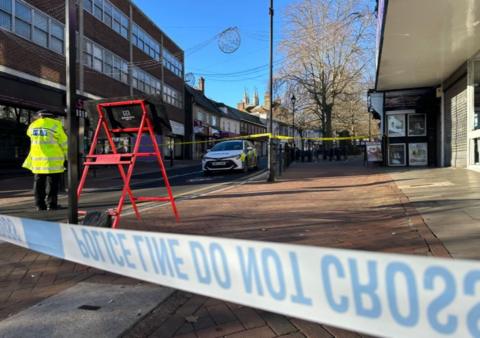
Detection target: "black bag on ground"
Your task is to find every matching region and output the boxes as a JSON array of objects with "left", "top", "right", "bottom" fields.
[{"left": 82, "top": 211, "right": 112, "bottom": 228}]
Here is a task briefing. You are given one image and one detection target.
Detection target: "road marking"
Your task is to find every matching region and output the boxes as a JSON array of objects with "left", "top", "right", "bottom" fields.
[{"left": 82, "top": 170, "right": 203, "bottom": 192}]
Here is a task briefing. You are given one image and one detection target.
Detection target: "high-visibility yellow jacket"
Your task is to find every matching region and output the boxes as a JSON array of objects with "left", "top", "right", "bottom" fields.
[{"left": 22, "top": 117, "right": 68, "bottom": 174}]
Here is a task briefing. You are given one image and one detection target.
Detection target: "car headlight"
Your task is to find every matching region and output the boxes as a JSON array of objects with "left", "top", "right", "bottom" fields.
[{"left": 231, "top": 155, "right": 242, "bottom": 160}]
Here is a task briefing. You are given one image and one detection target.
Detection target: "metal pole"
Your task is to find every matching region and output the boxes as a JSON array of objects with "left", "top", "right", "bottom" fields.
[
  {"left": 128, "top": 1, "right": 133, "bottom": 96},
  {"left": 66, "top": 0, "right": 78, "bottom": 224},
  {"left": 267, "top": 0, "right": 275, "bottom": 182},
  {"left": 292, "top": 100, "right": 295, "bottom": 150},
  {"left": 368, "top": 112, "right": 372, "bottom": 141}
]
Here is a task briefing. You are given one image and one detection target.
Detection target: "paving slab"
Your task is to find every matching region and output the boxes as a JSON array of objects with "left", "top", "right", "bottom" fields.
[
  {"left": 0, "top": 282, "right": 173, "bottom": 338},
  {"left": 389, "top": 167, "right": 480, "bottom": 259}
]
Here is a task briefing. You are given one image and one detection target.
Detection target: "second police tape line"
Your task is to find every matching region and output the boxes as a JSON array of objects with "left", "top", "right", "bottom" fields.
[
  {"left": 1, "top": 214, "right": 478, "bottom": 338},
  {"left": 159, "top": 133, "right": 372, "bottom": 147}
]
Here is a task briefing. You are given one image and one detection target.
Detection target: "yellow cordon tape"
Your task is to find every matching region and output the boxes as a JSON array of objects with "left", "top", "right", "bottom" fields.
[
  {"left": 162, "top": 133, "right": 371, "bottom": 147},
  {"left": 1, "top": 214, "right": 480, "bottom": 338}
]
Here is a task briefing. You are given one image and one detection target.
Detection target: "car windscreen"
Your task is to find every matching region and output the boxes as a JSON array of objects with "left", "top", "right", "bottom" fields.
[{"left": 211, "top": 141, "right": 243, "bottom": 151}]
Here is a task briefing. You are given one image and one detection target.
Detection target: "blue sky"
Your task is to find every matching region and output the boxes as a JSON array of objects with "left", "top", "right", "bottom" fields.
[{"left": 133, "top": 0, "right": 292, "bottom": 108}]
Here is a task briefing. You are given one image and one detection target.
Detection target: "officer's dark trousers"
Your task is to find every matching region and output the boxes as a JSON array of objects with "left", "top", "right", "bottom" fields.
[{"left": 34, "top": 173, "right": 61, "bottom": 209}]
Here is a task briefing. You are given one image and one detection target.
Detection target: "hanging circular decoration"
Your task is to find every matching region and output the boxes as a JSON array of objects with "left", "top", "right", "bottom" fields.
[
  {"left": 185, "top": 72, "right": 196, "bottom": 86},
  {"left": 218, "top": 27, "right": 241, "bottom": 54}
]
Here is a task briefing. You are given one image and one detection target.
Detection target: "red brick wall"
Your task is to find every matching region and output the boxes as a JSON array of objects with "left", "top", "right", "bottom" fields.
[
  {"left": 0, "top": 31, "right": 66, "bottom": 85},
  {"left": 1, "top": 0, "right": 184, "bottom": 105},
  {"left": 83, "top": 13, "right": 130, "bottom": 61}
]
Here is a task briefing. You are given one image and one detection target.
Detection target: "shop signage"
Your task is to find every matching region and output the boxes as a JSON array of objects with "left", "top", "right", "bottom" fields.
[
  {"left": 366, "top": 142, "right": 383, "bottom": 162},
  {"left": 169, "top": 120, "right": 185, "bottom": 136}
]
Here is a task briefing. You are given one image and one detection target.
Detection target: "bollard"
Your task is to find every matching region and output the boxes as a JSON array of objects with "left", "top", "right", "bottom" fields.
[{"left": 278, "top": 144, "right": 283, "bottom": 176}]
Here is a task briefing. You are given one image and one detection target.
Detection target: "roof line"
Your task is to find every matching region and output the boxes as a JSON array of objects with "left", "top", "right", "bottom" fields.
[
  {"left": 129, "top": 1, "right": 185, "bottom": 54},
  {"left": 374, "top": 0, "right": 389, "bottom": 90}
]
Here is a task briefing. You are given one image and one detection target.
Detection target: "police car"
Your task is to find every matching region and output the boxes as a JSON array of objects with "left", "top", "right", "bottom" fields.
[{"left": 202, "top": 140, "right": 258, "bottom": 175}]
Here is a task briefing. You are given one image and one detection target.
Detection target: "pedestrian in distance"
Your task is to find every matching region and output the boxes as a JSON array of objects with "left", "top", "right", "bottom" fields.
[{"left": 22, "top": 110, "right": 68, "bottom": 211}]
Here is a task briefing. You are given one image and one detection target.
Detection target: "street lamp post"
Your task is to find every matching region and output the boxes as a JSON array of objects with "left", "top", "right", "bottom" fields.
[
  {"left": 291, "top": 94, "right": 296, "bottom": 162},
  {"left": 66, "top": 0, "right": 79, "bottom": 224},
  {"left": 267, "top": 0, "right": 275, "bottom": 182}
]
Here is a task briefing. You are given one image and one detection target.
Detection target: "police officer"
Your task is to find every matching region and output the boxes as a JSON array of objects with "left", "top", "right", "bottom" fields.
[{"left": 22, "top": 110, "right": 68, "bottom": 211}]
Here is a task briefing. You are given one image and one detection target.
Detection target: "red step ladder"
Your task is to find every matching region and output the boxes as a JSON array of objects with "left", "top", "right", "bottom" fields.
[{"left": 77, "top": 99, "right": 179, "bottom": 228}]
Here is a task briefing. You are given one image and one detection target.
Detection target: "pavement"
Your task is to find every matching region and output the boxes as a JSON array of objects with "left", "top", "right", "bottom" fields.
[
  {"left": 0, "top": 157, "right": 473, "bottom": 337},
  {"left": 387, "top": 167, "right": 480, "bottom": 259}
]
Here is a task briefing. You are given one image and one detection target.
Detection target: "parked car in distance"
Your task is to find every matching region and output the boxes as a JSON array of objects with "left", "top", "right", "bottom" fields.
[{"left": 202, "top": 140, "right": 258, "bottom": 175}]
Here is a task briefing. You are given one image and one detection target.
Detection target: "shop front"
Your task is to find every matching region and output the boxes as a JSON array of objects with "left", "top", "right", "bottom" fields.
[
  {"left": 162, "top": 120, "right": 185, "bottom": 159},
  {"left": 382, "top": 89, "right": 438, "bottom": 167},
  {"left": 193, "top": 120, "right": 209, "bottom": 160},
  {"left": 374, "top": 0, "right": 480, "bottom": 168}
]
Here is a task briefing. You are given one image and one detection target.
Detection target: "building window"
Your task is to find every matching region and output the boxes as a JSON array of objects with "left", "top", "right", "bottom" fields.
[
  {"left": 83, "top": 39, "right": 92, "bottom": 67},
  {"left": 83, "top": 37, "right": 129, "bottom": 85},
  {"left": 92, "top": 44, "right": 103, "bottom": 72},
  {"left": 163, "top": 49, "right": 182, "bottom": 77},
  {"left": 0, "top": 1, "right": 64, "bottom": 54},
  {"left": 211, "top": 115, "right": 217, "bottom": 126},
  {"left": 0, "top": 0, "right": 12, "bottom": 30},
  {"left": 84, "top": 0, "right": 128, "bottom": 40},
  {"left": 132, "top": 66, "right": 162, "bottom": 95},
  {"left": 32, "top": 11, "right": 48, "bottom": 47},
  {"left": 15, "top": 0, "right": 31, "bottom": 39},
  {"left": 93, "top": 0, "right": 103, "bottom": 20},
  {"left": 103, "top": 1, "right": 112, "bottom": 27},
  {"left": 104, "top": 50, "right": 113, "bottom": 75},
  {"left": 120, "top": 60, "right": 128, "bottom": 83},
  {"left": 50, "top": 21, "right": 64, "bottom": 54},
  {"left": 132, "top": 23, "right": 160, "bottom": 60},
  {"left": 83, "top": 0, "right": 92, "bottom": 12},
  {"left": 163, "top": 83, "right": 183, "bottom": 108}
]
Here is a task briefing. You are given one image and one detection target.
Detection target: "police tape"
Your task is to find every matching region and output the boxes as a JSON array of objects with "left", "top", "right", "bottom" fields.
[
  {"left": 2, "top": 214, "right": 476, "bottom": 338},
  {"left": 162, "top": 133, "right": 371, "bottom": 147}
]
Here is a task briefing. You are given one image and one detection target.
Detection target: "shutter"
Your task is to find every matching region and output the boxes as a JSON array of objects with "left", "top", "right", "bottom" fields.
[{"left": 445, "top": 76, "right": 468, "bottom": 167}]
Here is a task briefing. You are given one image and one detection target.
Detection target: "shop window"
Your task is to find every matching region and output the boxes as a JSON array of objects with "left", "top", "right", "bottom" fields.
[
  {"left": 387, "top": 114, "right": 405, "bottom": 137},
  {"left": 474, "top": 138, "right": 480, "bottom": 165},
  {"left": 388, "top": 144, "right": 406, "bottom": 166},
  {"left": 408, "top": 114, "right": 426, "bottom": 136},
  {"left": 408, "top": 143, "right": 427, "bottom": 166}
]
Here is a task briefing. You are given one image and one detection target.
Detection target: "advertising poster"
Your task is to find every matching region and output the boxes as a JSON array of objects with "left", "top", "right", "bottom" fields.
[
  {"left": 409, "top": 143, "right": 428, "bottom": 166},
  {"left": 408, "top": 114, "right": 426, "bottom": 136},
  {"left": 387, "top": 114, "right": 405, "bottom": 137},
  {"left": 388, "top": 144, "right": 406, "bottom": 166},
  {"left": 366, "top": 142, "right": 383, "bottom": 162}
]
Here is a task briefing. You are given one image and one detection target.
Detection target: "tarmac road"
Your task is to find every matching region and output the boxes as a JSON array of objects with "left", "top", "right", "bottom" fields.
[{"left": 0, "top": 158, "right": 267, "bottom": 223}]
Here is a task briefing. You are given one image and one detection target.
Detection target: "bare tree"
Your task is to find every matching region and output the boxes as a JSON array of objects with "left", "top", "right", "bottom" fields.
[{"left": 279, "top": 0, "right": 375, "bottom": 139}]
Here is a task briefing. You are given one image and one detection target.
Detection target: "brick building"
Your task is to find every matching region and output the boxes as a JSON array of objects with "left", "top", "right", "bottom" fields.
[{"left": 0, "top": 0, "right": 185, "bottom": 165}]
